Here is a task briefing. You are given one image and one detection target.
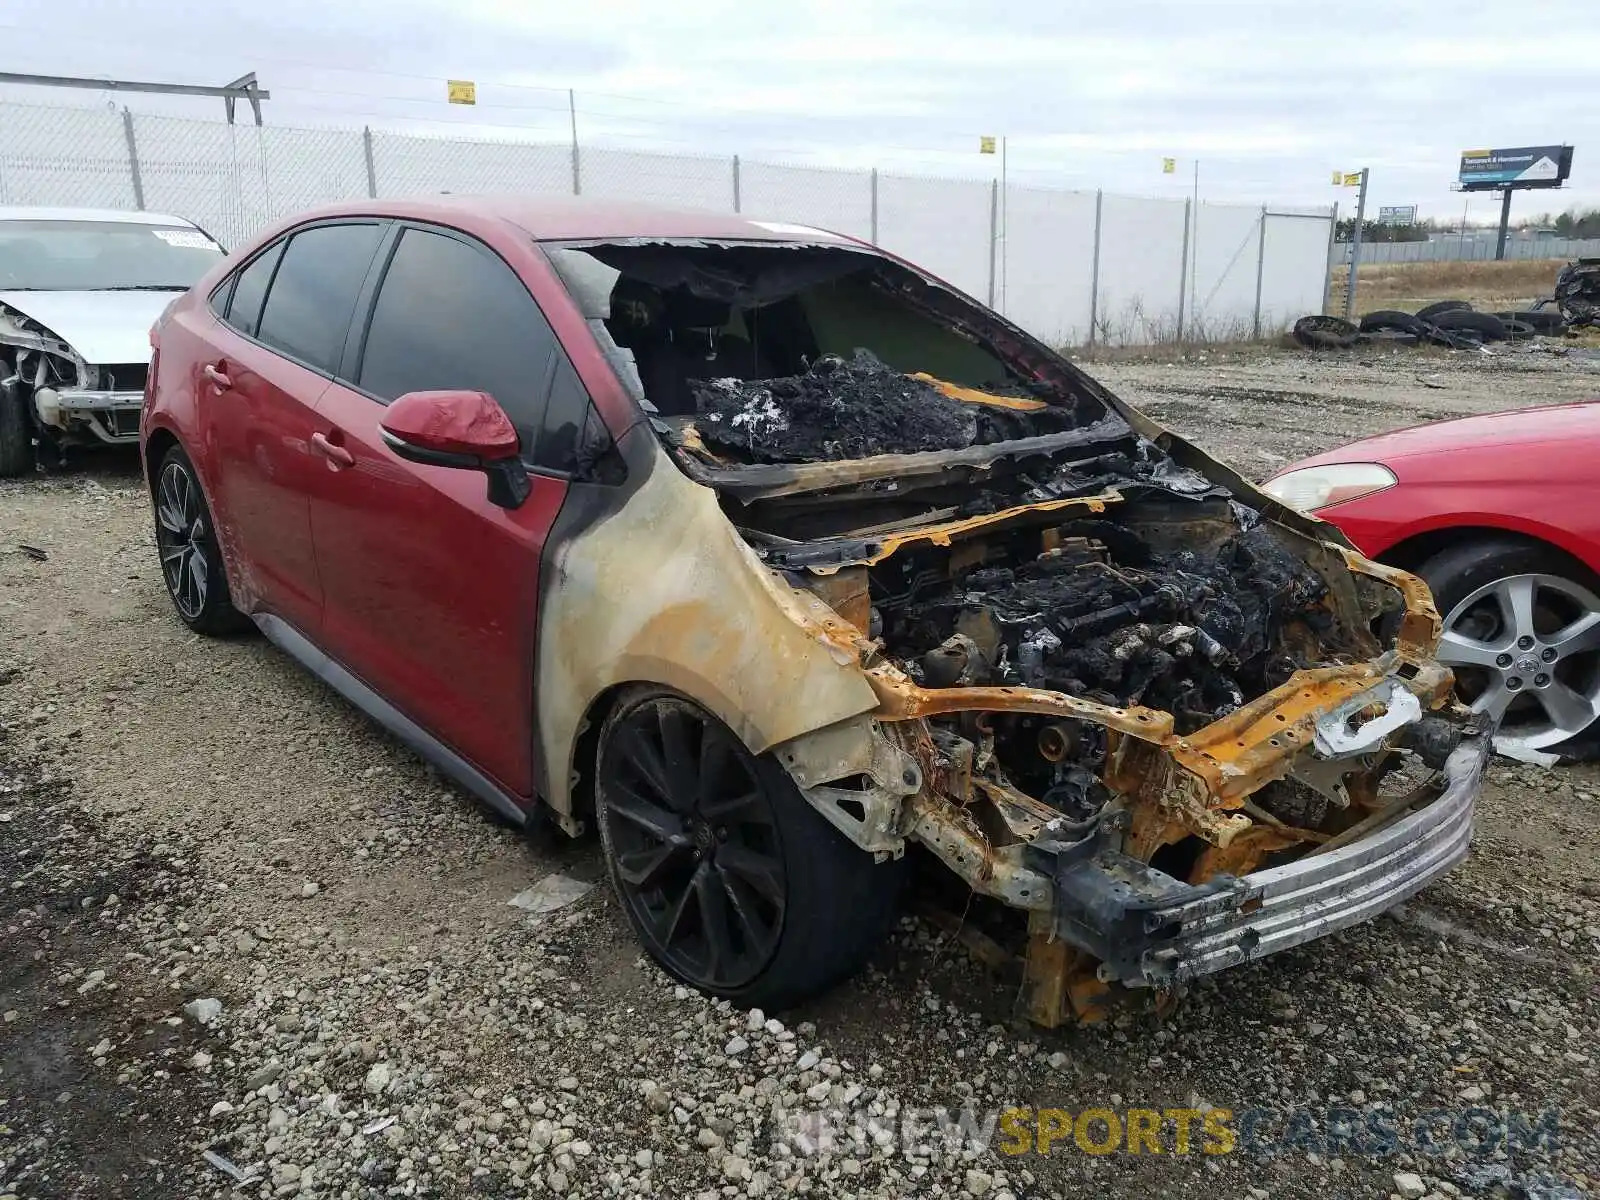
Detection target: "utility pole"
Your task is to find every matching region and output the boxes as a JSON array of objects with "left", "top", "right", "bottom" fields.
[{"left": 1343, "top": 167, "right": 1369, "bottom": 320}]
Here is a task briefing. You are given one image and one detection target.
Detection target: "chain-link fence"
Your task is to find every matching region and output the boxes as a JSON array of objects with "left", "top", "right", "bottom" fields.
[
  {"left": 0, "top": 99, "right": 1336, "bottom": 346},
  {"left": 1356, "top": 236, "right": 1600, "bottom": 265}
]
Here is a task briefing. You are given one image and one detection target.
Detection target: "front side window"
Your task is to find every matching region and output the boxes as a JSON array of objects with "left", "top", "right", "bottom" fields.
[
  {"left": 358, "top": 227, "right": 579, "bottom": 468},
  {"left": 0, "top": 219, "right": 224, "bottom": 292},
  {"left": 256, "top": 223, "right": 384, "bottom": 372}
]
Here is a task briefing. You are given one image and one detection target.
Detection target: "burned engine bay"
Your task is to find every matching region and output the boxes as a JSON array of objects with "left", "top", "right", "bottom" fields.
[
  {"left": 666, "top": 348, "right": 1460, "bottom": 846},
  {"left": 559, "top": 237, "right": 1479, "bottom": 1021}
]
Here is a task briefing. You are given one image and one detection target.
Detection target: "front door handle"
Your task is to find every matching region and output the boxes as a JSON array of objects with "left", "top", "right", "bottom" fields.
[
  {"left": 310, "top": 431, "right": 356, "bottom": 469},
  {"left": 203, "top": 362, "right": 232, "bottom": 389}
]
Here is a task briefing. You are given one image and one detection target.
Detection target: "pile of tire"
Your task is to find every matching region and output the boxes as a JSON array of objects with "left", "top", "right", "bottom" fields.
[
  {"left": 1360, "top": 300, "right": 1567, "bottom": 347},
  {"left": 1294, "top": 300, "right": 1567, "bottom": 351}
]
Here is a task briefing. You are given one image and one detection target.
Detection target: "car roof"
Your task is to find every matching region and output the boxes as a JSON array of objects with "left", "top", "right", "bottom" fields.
[
  {"left": 271, "top": 195, "right": 858, "bottom": 245},
  {"left": 0, "top": 205, "right": 198, "bottom": 227}
]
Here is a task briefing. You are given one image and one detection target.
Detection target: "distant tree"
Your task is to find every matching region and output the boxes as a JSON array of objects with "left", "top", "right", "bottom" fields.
[
  {"left": 1552, "top": 208, "right": 1600, "bottom": 238},
  {"left": 1335, "top": 218, "right": 1429, "bottom": 243}
]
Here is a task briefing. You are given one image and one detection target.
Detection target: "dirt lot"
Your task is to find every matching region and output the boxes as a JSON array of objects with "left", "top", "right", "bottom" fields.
[{"left": 3, "top": 342, "right": 1599, "bottom": 1200}]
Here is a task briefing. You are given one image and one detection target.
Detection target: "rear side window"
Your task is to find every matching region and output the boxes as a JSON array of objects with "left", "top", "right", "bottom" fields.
[
  {"left": 219, "top": 241, "right": 283, "bottom": 337},
  {"left": 358, "top": 227, "right": 582, "bottom": 469},
  {"left": 256, "top": 223, "right": 384, "bottom": 372}
]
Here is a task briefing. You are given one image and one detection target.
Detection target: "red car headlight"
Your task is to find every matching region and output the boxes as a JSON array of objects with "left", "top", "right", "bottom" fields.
[{"left": 1261, "top": 463, "right": 1397, "bottom": 512}]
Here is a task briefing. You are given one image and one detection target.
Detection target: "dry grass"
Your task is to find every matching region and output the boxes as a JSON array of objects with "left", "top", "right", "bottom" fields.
[{"left": 1333, "top": 258, "right": 1564, "bottom": 316}]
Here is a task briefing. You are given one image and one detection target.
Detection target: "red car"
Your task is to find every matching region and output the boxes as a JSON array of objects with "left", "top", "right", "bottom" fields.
[
  {"left": 141, "top": 196, "right": 1487, "bottom": 1020},
  {"left": 1264, "top": 401, "right": 1600, "bottom": 760}
]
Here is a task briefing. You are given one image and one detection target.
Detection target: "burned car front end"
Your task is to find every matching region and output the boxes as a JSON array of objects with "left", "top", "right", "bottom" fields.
[{"left": 545, "top": 232, "right": 1487, "bottom": 1024}]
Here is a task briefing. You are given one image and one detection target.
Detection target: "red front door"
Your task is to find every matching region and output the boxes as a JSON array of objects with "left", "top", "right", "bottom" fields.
[{"left": 305, "top": 381, "right": 567, "bottom": 797}]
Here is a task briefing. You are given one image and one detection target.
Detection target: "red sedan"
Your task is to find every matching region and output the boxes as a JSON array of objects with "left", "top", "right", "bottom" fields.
[
  {"left": 1264, "top": 401, "right": 1600, "bottom": 760},
  {"left": 139, "top": 195, "right": 1487, "bottom": 1018}
]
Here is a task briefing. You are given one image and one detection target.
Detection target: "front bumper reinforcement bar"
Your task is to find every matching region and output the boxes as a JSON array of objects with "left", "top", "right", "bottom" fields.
[{"left": 1030, "top": 729, "right": 1489, "bottom": 987}]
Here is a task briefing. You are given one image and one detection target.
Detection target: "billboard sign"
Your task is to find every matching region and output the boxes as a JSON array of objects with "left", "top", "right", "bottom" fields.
[
  {"left": 1378, "top": 205, "right": 1417, "bottom": 226},
  {"left": 1458, "top": 146, "right": 1573, "bottom": 191}
]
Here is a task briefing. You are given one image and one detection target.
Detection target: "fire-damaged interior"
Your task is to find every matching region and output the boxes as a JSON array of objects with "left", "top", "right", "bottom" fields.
[{"left": 550, "top": 237, "right": 1483, "bottom": 1023}]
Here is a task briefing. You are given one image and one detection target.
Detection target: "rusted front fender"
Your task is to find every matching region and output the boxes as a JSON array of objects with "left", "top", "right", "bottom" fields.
[{"left": 535, "top": 429, "right": 879, "bottom": 820}]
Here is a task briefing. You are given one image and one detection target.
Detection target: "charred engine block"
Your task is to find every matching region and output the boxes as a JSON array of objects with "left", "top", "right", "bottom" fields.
[{"left": 876, "top": 516, "right": 1333, "bottom": 800}]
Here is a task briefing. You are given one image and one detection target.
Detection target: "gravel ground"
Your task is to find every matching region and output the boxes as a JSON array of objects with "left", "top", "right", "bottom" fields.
[{"left": 3, "top": 343, "right": 1599, "bottom": 1200}]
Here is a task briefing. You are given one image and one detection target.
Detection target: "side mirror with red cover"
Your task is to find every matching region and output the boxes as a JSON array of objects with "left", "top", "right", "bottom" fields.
[{"left": 379, "top": 389, "right": 531, "bottom": 510}]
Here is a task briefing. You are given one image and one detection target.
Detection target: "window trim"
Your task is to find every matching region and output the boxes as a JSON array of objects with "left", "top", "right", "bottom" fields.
[
  {"left": 342, "top": 220, "right": 588, "bottom": 480},
  {"left": 210, "top": 217, "right": 391, "bottom": 382}
]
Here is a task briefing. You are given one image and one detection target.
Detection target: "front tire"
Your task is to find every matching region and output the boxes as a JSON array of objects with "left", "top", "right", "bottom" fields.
[
  {"left": 1422, "top": 538, "right": 1600, "bottom": 760},
  {"left": 595, "top": 687, "right": 905, "bottom": 1009},
  {"left": 152, "top": 445, "right": 251, "bottom": 636},
  {"left": 0, "top": 381, "right": 31, "bottom": 477}
]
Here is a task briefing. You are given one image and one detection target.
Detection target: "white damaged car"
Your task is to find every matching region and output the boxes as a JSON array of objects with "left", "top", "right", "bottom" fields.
[{"left": 0, "top": 207, "right": 225, "bottom": 475}]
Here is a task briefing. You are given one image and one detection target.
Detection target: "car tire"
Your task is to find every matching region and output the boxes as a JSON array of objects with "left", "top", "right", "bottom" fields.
[
  {"left": 1416, "top": 300, "right": 1473, "bottom": 321},
  {"left": 1293, "top": 315, "right": 1359, "bottom": 350},
  {"left": 595, "top": 686, "right": 906, "bottom": 1009},
  {"left": 0, "top": 381, "right": 31, "bottom": 477},
  {"left": 1358, "top": 310, "right": 1429, "bottom": 337},
  {"left": 152, "top": 445, "right": 252, "bottom": 636},
  {"left": 1495, "top": 309, "right": 1567, "bottom": 335},
  {"left": 1427, "top": 310, "right": 1509, "bottom": 342},
  {"left": 1419, "top": 537, "right": 1600, "bottom": 761}
]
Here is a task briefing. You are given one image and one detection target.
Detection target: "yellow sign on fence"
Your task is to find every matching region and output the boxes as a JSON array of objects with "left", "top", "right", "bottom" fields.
[
  {"left": 447, "top": 80, "right": 477, "bottom": 106},
  {"left": 1162, "top": 157, "right": 1176, "bottom": 174},
  {"left": 979, "top": 136, "right": 996, "bottom": 154},
  {"left": 1332, "top": 170, "right": 1362, "bottom": 186}
]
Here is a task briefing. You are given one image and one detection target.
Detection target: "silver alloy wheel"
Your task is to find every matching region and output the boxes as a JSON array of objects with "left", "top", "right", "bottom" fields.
[
  {"left": 1435, "top": 572, "right": 1600, "bottom": 754},
  {"left": 155, "top": 461, "right": 210, "bottom": 620}
]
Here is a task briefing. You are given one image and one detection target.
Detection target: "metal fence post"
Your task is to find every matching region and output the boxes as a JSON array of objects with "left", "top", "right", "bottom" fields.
[
  {"left": 1322, "top": 201, "right": 1338, "bottom": 315},
  {"left": 1252, "top": 205, "right": 1267, "bottom": 339},
  {"left": 1176, "top": 198, "right": 1191, "bottom": 342},
  {"left": 362, "top": 126, "right": 377, "bottom": 198},
  {"left": 568, "top": 89, "right": 581, "bottom": 196},
  {"left": 122, "top": 108, "right": 145, "bottom": 210},
  {"left": 987, "top": 179, "right": 998, "bottom": 308},
  {"left": 1087, "top": 189, "right": 1103, "bottom": 345},
  {"left": 731, "top": 155, "right": 741, "bottom": 213},
  {"left": 869, "top": 168, "right": 879, "bottom": 244},
  {"left": 1342, "top": 167, "right": 1368, "bottom": 319}
]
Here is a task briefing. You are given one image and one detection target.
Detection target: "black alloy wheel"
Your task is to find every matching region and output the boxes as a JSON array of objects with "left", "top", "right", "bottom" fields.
[
  {"left": 598, "top": 694, "right": 787, "bottom": 991},
  {"left": 151, "top": 446, "right": 249, "bottom": 635},
  {"left": 155, "top": 456, "right": 213, "bottom": 621}
]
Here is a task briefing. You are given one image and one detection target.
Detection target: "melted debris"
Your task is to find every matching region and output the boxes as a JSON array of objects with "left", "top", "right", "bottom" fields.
[
  {"left": 881, "top": 520, "right": 1330, "bottom": 735},
  {"left": 691, "top": 350, "right": 1075, "bottom": 462}
]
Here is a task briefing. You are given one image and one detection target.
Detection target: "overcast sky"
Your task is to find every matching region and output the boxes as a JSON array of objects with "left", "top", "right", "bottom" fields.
[{"left": 3, "top": 0, "right": 1597, "bottom": 220}]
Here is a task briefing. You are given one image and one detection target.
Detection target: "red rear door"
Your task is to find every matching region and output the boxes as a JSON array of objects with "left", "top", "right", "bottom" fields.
[
  {"left": 185, "top": 221, "right": 388, "bottom": 634},
  {"left": 302, "top": 223, "right": 583, "bottom": 797}
]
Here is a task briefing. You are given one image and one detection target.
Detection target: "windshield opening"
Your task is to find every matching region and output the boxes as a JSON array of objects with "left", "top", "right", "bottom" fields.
[
  {"left": 545, "top": 241, "right": 1111, "bottom": 464},
  {"left": 0, "top": 220, "right": 225, "bottom": 292}
]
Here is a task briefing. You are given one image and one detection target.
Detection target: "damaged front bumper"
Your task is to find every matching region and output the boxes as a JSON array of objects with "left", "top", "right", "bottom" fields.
[
  {"left": 1034, "top": 726, "right": 1487, "bottom": 990},
  {"left": 780, "top": 645, "right": 1487, "bottom": 1026},
  {"left": 35, "top": 387, "right": 143, "bottom": 443}
]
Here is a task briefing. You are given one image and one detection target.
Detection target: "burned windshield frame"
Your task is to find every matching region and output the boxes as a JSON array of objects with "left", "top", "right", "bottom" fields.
[
  {"left": 0, "top": 219, "right": 226, "bottom": 291},
  {"left": 540, "top": 238, "right": 1086, "bottom": 426}
]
